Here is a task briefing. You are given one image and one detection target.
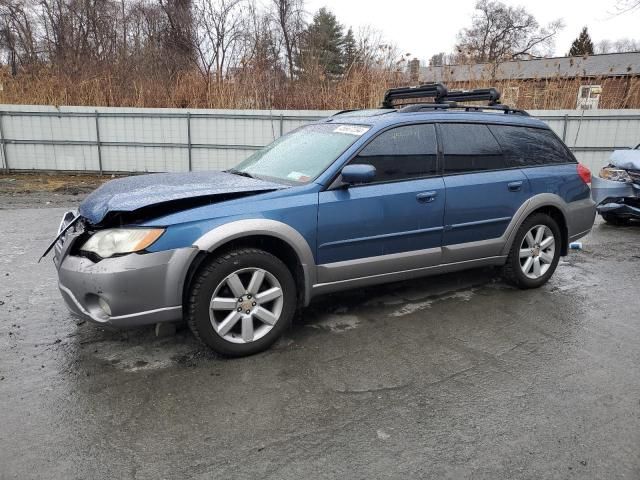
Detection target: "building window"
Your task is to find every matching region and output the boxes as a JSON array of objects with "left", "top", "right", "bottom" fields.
[{"left": 577, "top": 85, "right": 602, "bottom": 109}]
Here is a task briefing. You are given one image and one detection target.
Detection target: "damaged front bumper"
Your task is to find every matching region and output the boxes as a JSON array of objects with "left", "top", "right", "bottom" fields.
[
  {"left": 53, "top": 214, "right": 198, "bottom": 327},
  {"left": 590, "top": 176, "right": 640, "bottom": 218}
]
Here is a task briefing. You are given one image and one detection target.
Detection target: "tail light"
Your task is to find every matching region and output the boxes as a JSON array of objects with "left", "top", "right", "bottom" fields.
[{"left": 577, "top": 163, "right": 591, "bottom": 184}]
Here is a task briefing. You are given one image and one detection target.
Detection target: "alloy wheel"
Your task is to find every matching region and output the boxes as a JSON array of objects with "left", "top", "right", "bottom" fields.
[
  {"left": 519, "top": 224, "right": 555, "bottom": 279},
  {"left": 209, "top": 267, "right": 284, "bottom": 344}
]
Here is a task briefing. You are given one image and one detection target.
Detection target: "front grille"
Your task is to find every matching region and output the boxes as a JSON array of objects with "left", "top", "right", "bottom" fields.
[{"left": 54, "top": 211, "right": 83, "bottom": 262}]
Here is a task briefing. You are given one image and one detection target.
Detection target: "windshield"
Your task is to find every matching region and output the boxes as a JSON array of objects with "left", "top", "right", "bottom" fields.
[{"left": 232, "top": 123, "right": 370, "bottom": 184}]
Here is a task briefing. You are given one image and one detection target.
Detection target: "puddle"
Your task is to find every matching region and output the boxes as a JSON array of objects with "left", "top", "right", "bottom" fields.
[
  {"left": 309, "top": 314, "right": 361, "bottom": 333},
  {"left": 390, "top": 289, "right": 476, "bottom": 317}
]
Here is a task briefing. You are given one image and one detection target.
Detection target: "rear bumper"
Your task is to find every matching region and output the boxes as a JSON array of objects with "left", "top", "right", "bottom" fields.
[
  {"left": 57, "top": 247, "right": 198, "bottom": 327},
  {"left": 566, "top": 197, "right": 597, "bottom": 242}
]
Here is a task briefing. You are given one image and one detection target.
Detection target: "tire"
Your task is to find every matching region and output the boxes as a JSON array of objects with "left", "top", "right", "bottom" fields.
[
  {"left": 601, "top": 213, "right": 630, "bottom": 226},
  {"left": 502, "top": 213, "right": 562, "bottom": 289},
  {"left": 187, "top": 248, "right": 297, "bottom": 357}
]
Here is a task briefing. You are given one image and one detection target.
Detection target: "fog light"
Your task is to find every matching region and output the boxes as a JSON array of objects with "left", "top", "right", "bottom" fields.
[{"left": 98, "top": 297, "right": 112, "bottom": 316}]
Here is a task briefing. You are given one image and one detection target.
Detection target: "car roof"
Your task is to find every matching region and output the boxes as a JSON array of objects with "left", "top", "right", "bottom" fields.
[{"left": 322, "top": 108, "right": 549, "bottom": 130}]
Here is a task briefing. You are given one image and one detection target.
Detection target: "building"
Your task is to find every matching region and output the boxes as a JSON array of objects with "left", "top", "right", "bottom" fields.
[{"left": 420, "top": 52, "right": 640, "bottom": 110}]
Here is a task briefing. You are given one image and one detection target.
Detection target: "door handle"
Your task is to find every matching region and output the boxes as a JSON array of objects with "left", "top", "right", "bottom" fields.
[
  {"left": 508, "top": 181, "right": 523, "bottom": 192},
  {"left": 416, "top": 191, "right": 437, "bottom": 203}
]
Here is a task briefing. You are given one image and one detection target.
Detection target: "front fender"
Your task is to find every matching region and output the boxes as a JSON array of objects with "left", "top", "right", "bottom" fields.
[{"left": 193, "top": 219, "right": 316, "bottom": 305}]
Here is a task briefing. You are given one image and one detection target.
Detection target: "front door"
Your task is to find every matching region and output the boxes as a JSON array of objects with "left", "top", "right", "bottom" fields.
[{"left": 316, "top": 123, "right": 445, "bottom": 282}]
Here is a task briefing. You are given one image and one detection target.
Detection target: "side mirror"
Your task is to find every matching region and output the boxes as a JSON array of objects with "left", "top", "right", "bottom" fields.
[{"left": 341, "top": 164, "right": 376, "bottom": 185}]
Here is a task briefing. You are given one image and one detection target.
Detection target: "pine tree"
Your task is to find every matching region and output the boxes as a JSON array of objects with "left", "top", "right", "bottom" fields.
[
  {"left": 343, "top": 27, "right": 358, "bottom": 70},
  {"left": 569, "top": 27, "right": 594, "bottom": 56},
  {"left": 297, "top": 8, "right": 345, "bottom": 77}
]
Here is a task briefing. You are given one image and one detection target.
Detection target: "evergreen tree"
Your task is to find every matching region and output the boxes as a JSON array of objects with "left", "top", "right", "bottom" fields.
[
  {"left": 297, "top": 8, "right": 345, "bottom": 77},
  {"left": 569, "top": 27, "right": 594, "bottom": 56},
  {"left": 343, "top": 27, "right": 358, "bottom": 70}
]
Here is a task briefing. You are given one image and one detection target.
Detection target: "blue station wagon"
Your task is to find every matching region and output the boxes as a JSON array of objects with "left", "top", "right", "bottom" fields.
[{"left": 50, "top": 84, "right": 596, "bottom": 356}]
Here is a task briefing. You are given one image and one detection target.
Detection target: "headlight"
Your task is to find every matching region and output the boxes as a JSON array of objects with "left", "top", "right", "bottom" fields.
[
  {"left": 81, "top": 228, "right": 164, "bottom": 258},
  {"left": 599, "top": 166, "right": 632, "bottom": 183}
]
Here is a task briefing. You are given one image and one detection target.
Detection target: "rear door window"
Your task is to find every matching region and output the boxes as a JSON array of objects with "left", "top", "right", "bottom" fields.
[
  {"left": 439, "top": 123, "right": 506, "bottom": 173},
  {"left": 350, "top": 124, "right": 438, "bottom": 182},
  {"left": 488, "top": 125, "right": 576, "bottom": 166}
]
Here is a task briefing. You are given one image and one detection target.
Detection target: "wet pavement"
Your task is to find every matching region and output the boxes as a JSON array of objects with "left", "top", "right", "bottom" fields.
[{"left": 1, "top": 203, "right": 639, "bottom": 479}]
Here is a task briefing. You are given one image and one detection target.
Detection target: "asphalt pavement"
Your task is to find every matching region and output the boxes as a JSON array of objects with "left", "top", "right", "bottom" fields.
[{"left": 1, "top": 199, "right": 639, "bottom": 479}]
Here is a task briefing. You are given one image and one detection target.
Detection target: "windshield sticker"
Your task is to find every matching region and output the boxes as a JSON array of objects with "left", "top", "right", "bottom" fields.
[
  {"left": 287, "top": 171, "right": 311, "bottom": 182},
  {"left": 333, "top": 125, "right": 369, "bottom": 136}
]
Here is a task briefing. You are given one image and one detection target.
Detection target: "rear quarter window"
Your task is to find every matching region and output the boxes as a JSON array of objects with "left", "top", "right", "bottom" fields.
[{"left": 488, "top": 125, "right": 576, "bottom": 166}]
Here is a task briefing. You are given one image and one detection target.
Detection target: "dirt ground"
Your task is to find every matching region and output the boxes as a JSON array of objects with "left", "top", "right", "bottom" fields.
[{"left": 0, "top": 172, "right": 114, "bottom": 208}]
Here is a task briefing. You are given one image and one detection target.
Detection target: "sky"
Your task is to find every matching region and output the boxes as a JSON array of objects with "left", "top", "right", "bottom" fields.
[{"left": 305, "top": 0, "right": 640, "bottom": 62}]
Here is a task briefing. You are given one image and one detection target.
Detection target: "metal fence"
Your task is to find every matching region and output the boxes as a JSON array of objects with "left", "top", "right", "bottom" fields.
[{"left": 0, "top": 105, "right": 638, "bottom": 175}]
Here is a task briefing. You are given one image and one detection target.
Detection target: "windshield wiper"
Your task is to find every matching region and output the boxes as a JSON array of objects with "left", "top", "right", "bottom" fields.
[{"left": 226, "top": 169, "right": 256, "bottom": 179}]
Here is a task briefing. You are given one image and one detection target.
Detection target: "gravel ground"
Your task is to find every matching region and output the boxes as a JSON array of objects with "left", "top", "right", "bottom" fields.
[{"left": 0, "top": 188, "right": 639, "bottom": 479}]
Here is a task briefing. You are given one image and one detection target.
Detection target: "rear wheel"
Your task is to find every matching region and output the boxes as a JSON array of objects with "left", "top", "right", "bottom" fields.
[
  {"left": 502, "top": 213, "right": 561, "bottom": 289},
  {"left": 187, "top": 248, "right": 297, "bottom": 357},
  {"left": 601, "top": 213, "right": 630, "bottom": 226}
]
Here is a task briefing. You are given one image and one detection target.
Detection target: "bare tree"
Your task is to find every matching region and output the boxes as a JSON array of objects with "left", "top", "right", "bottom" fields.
[
  {"left": 270, "top": 0, "right": 303, "bottom": 79},
  {"left": 158, "top": 0, "right": 195, "bottom": 74},
  {"left": 192, "top": 0, "right": 247, "bottom": 81},
  {"left": 0, "top": 0, "right": 39, "bottom": 73},
  {"left": 596, "top": 37, "right": 640, "bottom": 54},
  {"left": 455, "top": 0, "right": 563, "bottom": 63},
  {"left": 613, "top": 0, "right": 640, "bottom": 14},
  {"left": 428, "top": 51, "right": 458, "bottom": 66},
  {"left": 242, "top": 2, "right": 283, "bottom": 74},
  {"left": 353, "top": 26, "right": 399, "bottom": 69}
]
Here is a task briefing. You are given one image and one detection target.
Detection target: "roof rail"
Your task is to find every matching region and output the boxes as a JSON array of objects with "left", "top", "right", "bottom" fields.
[
  {"left": 332, "top": 109, "right": 360, "bottom": 116},
  {"left": 398, "top": 103, "right": 529, "bottom": 116}
]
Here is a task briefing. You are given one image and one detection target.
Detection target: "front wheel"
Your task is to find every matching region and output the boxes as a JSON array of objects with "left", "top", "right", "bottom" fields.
[
  {"left": 502, "top": 213, "right": 561, "bottom": 289},
  {"left": 187, "top": 248, "right": 297, "bottom": 357}
]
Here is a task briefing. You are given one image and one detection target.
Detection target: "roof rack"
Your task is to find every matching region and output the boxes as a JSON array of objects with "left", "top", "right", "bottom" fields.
[
  {"left": 381, "top": 83, "right": 447, "bottom": 108},
  {"left": 382, "top": 83, "right": 502, "bottom": 107},
  {"left": 443, "top": 87, "right": 501, "bottom": 105}
]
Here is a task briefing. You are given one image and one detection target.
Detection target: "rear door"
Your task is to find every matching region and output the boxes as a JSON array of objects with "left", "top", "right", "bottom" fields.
[
  {"left": 439, "top": 123, "right": 530, "bottom": 262},
  {"left": 316, "top": 123, "right": 445, "bottom": 280}
]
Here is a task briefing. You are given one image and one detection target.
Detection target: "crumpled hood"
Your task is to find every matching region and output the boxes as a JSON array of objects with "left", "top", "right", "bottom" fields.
[
  {"left": 79, "top": 171, "right": 286, "bottom": 224},
  {"left": 610, "top": 149, "right": 640, "bottom": 171}
]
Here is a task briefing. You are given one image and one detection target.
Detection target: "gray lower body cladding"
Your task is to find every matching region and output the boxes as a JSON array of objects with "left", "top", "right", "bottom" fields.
[
  {"left": 565, "top": 197, "right": 597, "bottom": 241},
  {"left": 57, "top": 247, "right": 198, "bottom": 327}
]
